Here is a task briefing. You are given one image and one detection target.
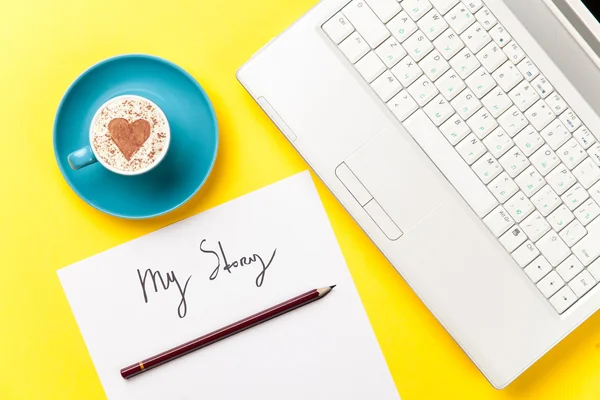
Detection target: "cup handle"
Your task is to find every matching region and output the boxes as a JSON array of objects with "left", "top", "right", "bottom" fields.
[{"left": 68, "top": 146, "right": 98, "bottom": 170}]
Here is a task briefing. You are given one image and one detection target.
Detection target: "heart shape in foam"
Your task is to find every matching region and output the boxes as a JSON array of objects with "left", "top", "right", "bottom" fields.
[{"left": 108, "top": 118, "right": 152, "bottom": 160}]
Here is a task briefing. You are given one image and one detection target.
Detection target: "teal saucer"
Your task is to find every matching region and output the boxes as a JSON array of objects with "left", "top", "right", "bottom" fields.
[{"left": 53, "top": 55, "right": 218, "bottom": 219}]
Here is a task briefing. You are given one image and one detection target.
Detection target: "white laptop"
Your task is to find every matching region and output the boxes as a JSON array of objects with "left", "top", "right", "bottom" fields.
[{"left": 238, "top": 0, "right": 600, "bottom": 389}]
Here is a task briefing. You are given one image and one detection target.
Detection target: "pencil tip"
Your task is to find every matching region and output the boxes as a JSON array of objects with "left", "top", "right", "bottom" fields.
[{"left": 330, "top": 285, "right": 336, "bottom": 289}]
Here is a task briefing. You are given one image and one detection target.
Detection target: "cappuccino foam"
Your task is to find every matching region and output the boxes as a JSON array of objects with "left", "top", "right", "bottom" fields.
[{"left": 92, "top": 97, "right": 168, "bottom": 173}]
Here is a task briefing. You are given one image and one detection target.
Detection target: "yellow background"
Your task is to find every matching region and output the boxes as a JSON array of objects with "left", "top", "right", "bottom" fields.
[{"left": 2, "top": 0, "right": 600, "bottom": 398}]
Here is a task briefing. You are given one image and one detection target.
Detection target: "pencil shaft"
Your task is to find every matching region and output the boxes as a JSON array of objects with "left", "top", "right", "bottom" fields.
[{"left": 120, "top": 287, "right": 329, "bottom": 379}]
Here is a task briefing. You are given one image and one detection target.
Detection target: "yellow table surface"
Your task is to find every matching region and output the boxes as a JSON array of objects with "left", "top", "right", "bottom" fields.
[{"left": 2, "top": 0, "right": 600, "bottom": 398}]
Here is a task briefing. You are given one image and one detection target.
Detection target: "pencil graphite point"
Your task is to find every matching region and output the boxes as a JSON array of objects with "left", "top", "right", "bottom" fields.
[{"left": 330, "top": 285, "right": 336, "bottom": 289}]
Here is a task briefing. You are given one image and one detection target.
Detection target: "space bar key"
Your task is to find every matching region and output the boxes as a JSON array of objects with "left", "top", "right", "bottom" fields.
[{"left": 403, "top": 110, "right": 498, "bottom": 218}]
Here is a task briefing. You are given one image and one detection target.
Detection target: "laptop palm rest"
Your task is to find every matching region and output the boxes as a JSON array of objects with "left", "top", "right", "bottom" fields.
[{"left": 338, "top": 127, "right": 447, "bottom": 237}]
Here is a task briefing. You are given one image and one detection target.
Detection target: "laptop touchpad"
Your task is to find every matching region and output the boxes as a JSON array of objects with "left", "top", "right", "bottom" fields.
[{"left": 342, "top": 127, "right": 447, "bottom": 235}]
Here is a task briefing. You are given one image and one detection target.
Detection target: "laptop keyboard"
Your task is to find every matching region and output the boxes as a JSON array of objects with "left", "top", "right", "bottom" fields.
[{"left": 322, "top": 0, "right": 600, "bottom": 314}]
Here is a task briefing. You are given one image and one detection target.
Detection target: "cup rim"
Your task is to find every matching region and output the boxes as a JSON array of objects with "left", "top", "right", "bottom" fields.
[{"left": 89, "top": 94, "right": 171, "bottom": 176}]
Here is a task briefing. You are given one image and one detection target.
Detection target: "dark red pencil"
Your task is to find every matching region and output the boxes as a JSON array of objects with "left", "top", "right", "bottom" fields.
[{"left": 120, "top": 285, "right": 336, "bottom": 379}]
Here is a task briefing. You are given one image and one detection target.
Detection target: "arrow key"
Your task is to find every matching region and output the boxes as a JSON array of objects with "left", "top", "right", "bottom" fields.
[
  {"left": 537, "top": 270, "right": 565, "bottom": 298},
  {"left": 549, "top": 286, "right": 578, "bottom": 314},
  {"left": 524, "top": 255, "right": 552, "bottom": 283}
]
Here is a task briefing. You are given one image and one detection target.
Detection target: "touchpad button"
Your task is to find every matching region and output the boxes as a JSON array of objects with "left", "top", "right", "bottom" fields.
[{"left": 345, "top": 127, "right": 447, "bottom": 233}]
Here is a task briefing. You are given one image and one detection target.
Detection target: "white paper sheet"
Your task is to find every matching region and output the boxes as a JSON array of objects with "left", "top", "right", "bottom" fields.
[{"left": 58, "top": 172, "right": 399, "bottom": 400}]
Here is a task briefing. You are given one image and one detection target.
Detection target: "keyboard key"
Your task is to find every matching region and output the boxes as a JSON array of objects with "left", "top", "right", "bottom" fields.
[
  {"left": 323, "top": 13, "right": 355, "bottom": 43},
  {"left": 500, "top": 147, "right": 530, "bottom": 178},
  {"left": 391, "top": 56, "right": 424, "bottom": 86},
  {"left": 464, "top": 0, "right": 483, "bottom": 13},
  {"left": 490, "top": 24, "right": 511, "bottom": 48},
  {"left": 547, "top": 204, "right": 574, "bottom": 232},
  {"left": 492, "top": 62, "right": 524, "bottom": 93},
  {"left": 525, "top": 100, "right": 554, "bottom": 131},
  {"left": 573, "top": 126, "right": 596, "bottom": 150},
  {"left": 558, "top": 139, "right": 587, "bottom": 170},
  {"left": 401, "top": 0, "right": 433, "bottom": 21},
  {"left": 423, "top": 95, "right": 455, "bottom": 125},
  {"left": 516, "top": 166, "right": 545, "bottom": 198},
  {"left": 483, "top": 127, "right": 514, "bottom": 158},
  {"left": 387, "top": 11, "right": 419, "bottom": 42},
  {"left": 531, "top": 185, "right": 561, "bottom": 217},
  {"left": 343, "top": 0, "right": 391, "bottom": 47},
  {"left": 537, "top": 271, "right": 565, "bottom": 298},
  {"left": 456, "top": 133, "right": 486, "bottom": 164},
  {"left": 504, "top": 191, "right": 534, "bottom": 222},
  {"left": 461, "top": 22, "right": 491, "bottom": 53},
  {"left": 589, "top": 144, "right": 600, "bottom": 167},
  {"left": 488, "top": 172, "right": 519, "bottom": 203},
  {"left": 468, "top": 108, "right": 498, "bottom": 139},
  {"left": 569, "top": 270, "right": 597, "bottom": 298},
  {"left": 500, "top": 225, "right": 527, "bottom": 252},
  {"left": 513, "top": 126, "right": 543, "bottom": 157},
  {"left": 521, "top": 211, "right": 551, "bottom": 242},
  {"left": 365, "top": 0, "right": 402, "bottom": 22},
  {"left": 403, "top": 109, "right": 498, "bottom": 217},
  {"left": 466, "top": 68, "right": 496, "bottom": 98},
  {"left": 575, "top": 199, "right": 600, "bottom": 226},
  {"left": 472, "top": 153, "right": 502, "bottom": 183},
  {"left": 355, "top": 52, "right": 387, "bottom": 82},
  {"left": 372, "top": 70, "right": 403, "bottom": 101},
  {"left": 559, "top": 109, "right": 583, "bottom": 133},
  {"left": 451, "top": 88, "right": 482, "bottom": 119},
  {"left": 524, "top": 255, "right": 552, "bottom": 283},
  {"left": 475, "top": 6, "right": 497, "bottom": 30},
  {"left": 537, "top": 231, "right": 570, "bottom": 266},
  {"left": 503, "top": 42, "right": 526, "bottom": 64},
  {"left": 387, "top": 90, "right": 419, "bottom": 121},
  {"left": 591, "top": 181, "right": 600, "bottom": 203},
  {"left": 376, "top": 37, "right": 408, "bottom": 67},
  {"left": 339, "top": 32, "right": 371, "bottom": 63},
  {"left": 588, "top": 258, "right": 600, "bottom": 280},
  {"left": 549, "top": 286, "right": 577, "bottom": 313},
  {"left": 498, "top": 106, "right": 528, "bottom": 137},
  {"left": 546, "top": 165, "right": 576, "bottom": 195},
  {"left": 540, "top": 120, "right": 571, "bottom": 151},
  {"left": 403, "top": 30, "right": 435, "bottom": 61},
  {"left": 482, "top": 87, "right": 512, "bottom": 118},
  {"left": 445, "top": 3, "right": 475, "bottom": 33},
  {"left": 430, "top": 0, "right": 460, "bottom": 15},
  {"left": 557, "top": 255, "right": 585, "bottom": 282},
  {"left": 531, "top": 75, "right": 553, "bottom": 99},
  {"left": 512, "top": 240, "right": 540, "bottom": 267},
  {"left": 440, "top": 114, "right": 470, "bottom": 144},
  {"left": 562, "top": 184, "right": 590, "bottom": 211},
  {"left": 433, "top": 29, "right": 465, "bottom": 60},
  {"left": 418, "top": 9, "right": 449, "bottom": 40},
  {"left": 545, "top": 92, "right": 568, "bottom": 116},
  {"left": 560, "top": 220, "right": 587, "bottom": 247},
  {"left": 532, "top": 185, "right": 562, "bottom": 217},
  {"left": 517, "top": 58, "right": 540, "bottom": 82},
  {"left": 509, "top": 81, "right": 539, "bottom": 112},
  {"left": 484, "top": 205, "right": 515, "bottom": 236},
  {"left": 450, "top": 48, "right": 480, "bottom": 79},
  {"left": 435, "top": 69, "right": 466, "bottom": 100},
  {"left": 477, "top": 42, "right": 507, "bottom": 73},
  {"left": 572, "top": 217, "right": 600, "bottom": 265},
  {"left": 419, "top": 50, "right": 450, "bottom": 81},
  {"left": 408, "top": 76, "right": 439, "bottom": 106},
  {"left": 530, "top": 145, "right": 560, "bottom": 176}
]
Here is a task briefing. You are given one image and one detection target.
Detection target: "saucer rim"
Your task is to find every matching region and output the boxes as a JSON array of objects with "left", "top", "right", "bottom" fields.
[{"left": 53, "top": 53, "right": 219, "bottom": 219}]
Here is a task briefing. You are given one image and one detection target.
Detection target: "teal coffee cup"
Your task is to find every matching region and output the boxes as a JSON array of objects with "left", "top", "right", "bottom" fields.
[{"left": 68, "top": 94, "right": 171, "bottom": 176}]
